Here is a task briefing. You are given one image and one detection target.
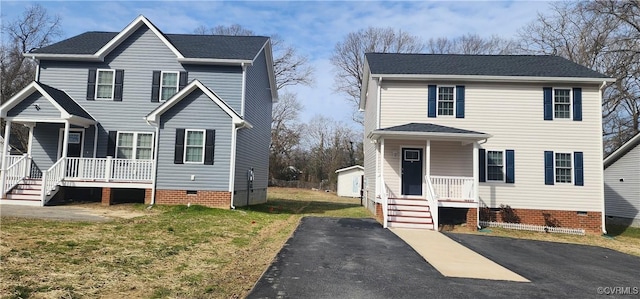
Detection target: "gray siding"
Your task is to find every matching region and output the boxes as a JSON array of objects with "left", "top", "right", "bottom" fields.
[
  {"left": 605, "top": 143, "right": 640, "bottom": 220},
  {"left": 233, "top": 50, "right": 272, "bottom": 205},
  {"left": 8, "top": 92, "right": 60, "bottom": 118},
  {"left": 30, "top": 123, "right": 62, "bottom": 171},
  {"left": 37, "top": 25, "right": 242, "bottom": 157},
  {"left": 157, "top": 89, "right": 233, "bottom": 190}
]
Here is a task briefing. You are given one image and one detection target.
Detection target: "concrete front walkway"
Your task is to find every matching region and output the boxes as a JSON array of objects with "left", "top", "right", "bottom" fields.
[{"left": 391, "top": 228, "right": 529, "bottom": 282}]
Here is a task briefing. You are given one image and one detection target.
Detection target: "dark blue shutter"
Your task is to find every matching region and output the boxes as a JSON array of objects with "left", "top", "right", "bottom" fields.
[
  {"left": 456, "top": 85, "right": 465, "bottom": 118},
  {"left": 107, "top": 131, "right": 117, "bottom": 157},
  {"left": 506, "top": 150, "right": 515, "bottom": 184},
  {"left": 87, "top": 69, "right": 96, "bottom": 101},
  {"left": 151, "top": 71, "right": 161, "bottom": 102},
  {"left": 543, "top": 87, "right": 552, "bottom": 120},
  {"left": 428, "top": 85, "right": 436, "bottom": 118},
  {"left": 114, "top": 70, "right": 124, "bottom": 101},
  {"left": 174, "top": 129, "right": 185, "bottom": 164},
  {"left": 479, "top": 149, "right": 486, "bottom": 182},
  {"left": 179, "top": 72, "right": 188, "bottom": 90},
  {"left": 204, "top": 130, "right": 215, "bottom": 165},
  {"left": 573, "top": 87, "right": 582, "bottom": 121},
  {"left": 544, "top": 151, "right": 554, "bottom": 185},
  {"left": 574, "top": 152, "right": 584, "bottom": 186}
]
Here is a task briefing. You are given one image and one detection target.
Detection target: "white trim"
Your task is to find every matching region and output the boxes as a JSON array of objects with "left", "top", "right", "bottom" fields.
[
  {"left": 261, "top": 40, "right": 279, "bottom": 102},
  {"left": 57, "top": 128, "right": 85, "bottom": 159},
  {"left": 552, "top": 87, "right": 572, "bottom": 120},
  {"left": 183, "top": 129, "right": 206, "bottom": 164},
  {"left": 554, "top": 152, "right": 573, "bottom": 184},
  {"left": 436, "top": 85, "right": 456, "bottom": 117},
  {"left": 370, "top": 73, "right": 616, "bottom": 83},
  {"left": 95, "top": 69, "right": 116, "bottom": 100},
  {"left": 62, "top": 181, "right": 152, "bottom": 189},
  {"left": 145, "top": 80, "right": 243, "bottom": 125},
  {"left": 335, "top": 165, "right": 364, "bottom": 173},
  {"left": 370, "top": 130, "right": 491, "bottom": 141},
  {"left": 376, "top": 77, "right": 382, "bottom": 130},
  {"left": 115, "top": 131, "right": 155, "bottom": 160},
  {"left": 604, "top": 133, "right": 640, "bottom": 168},
  {"left": 177, "top": 58, "right": 253, "bottom": 65},
  {"left": 241, "top": 63, "right": 247, "bottom": 116},
  {"left": 151, "top": 125, "right": 160, "bottom": 205},
  {"left": 228, "top": 123, "right": 238, "bottom": 209},
  {"left": 160, "top": 71, "right": 179, "bottom": 102},
  {"left": 26, "top": 53, "right": 102, "bottom": 61}
]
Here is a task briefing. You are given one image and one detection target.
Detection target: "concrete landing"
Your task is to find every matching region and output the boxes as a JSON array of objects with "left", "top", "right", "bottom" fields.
[{"left": 391, "top": 228, "right": 530, "bottom": 282}]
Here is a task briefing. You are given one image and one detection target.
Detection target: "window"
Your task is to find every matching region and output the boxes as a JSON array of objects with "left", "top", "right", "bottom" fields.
[
  {"left": 437, "top": 86, "right": 455, "bottom": 116},
  {"left": 487, "top": 151, "right": 504, "bottom": 181},
  {"left": 116, "top": 132, "right": 154, "bottom": 160},
  {"left": 404, "top": 149, "right": 420, "bottom": 162},
  {"left": 96, "top": 69, "right": 115, "bottom": 100},
  {"left": 555, "top": 153, "right": 572, "bottom": 183},
  {"left": 554, "top": 89, "right": 571, "bottom": 119},
  {"left": 184, "top": 129, "right": 205, "bottom": 163},
  {"left": 161, "top": 71, "right": 179, "bottom": 101}
]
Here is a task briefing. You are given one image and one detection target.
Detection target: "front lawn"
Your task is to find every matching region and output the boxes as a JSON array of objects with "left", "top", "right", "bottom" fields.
[{"left": 0, "top": 187, "right": 370, "bottom": 298}]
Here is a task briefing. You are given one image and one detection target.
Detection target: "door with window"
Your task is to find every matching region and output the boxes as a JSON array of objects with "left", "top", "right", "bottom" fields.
[
  {"left": 60, "top": 131, "right": 83, "bottom": 177},
  {"left": 401, "top": 148, "right": 423, "bottom": 196}
]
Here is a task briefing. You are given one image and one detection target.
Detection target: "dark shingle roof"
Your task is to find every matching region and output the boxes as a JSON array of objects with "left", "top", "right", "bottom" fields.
[
  {"left": 31, "top": 31, "right": 268, "bottom": 60},
  {"left": 38, "top": 83, "right": 94, "bottom": 120},
  {"left": 377, "top": 123, "right": 485, "bottom": 135},
  {"left": 365, "top": 53, "right": 609, "bottom": 79}
]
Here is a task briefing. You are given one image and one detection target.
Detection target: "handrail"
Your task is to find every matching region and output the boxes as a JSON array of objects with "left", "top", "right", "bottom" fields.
[
  {"left": 430, "top": 175, "right": 475, "bottom": 200},
  {"left": 41, "top": 157, "right": 66, "bottom": 203},
  {"left": 3, "top": 154, "right": 28, "bottom": 196},
  {"left": 425, "top": 176, "right": 439, "bottom": 231},
  {"left": 381, "top": 183, "right": 389, "bottom": 228},
  {"left": 66, "top": 157, "right": 154, "bottom": 181}
]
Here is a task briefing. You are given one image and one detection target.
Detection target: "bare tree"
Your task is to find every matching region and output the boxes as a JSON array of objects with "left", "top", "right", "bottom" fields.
[
  {"left": 1, "top": 4, "right": 62, "bottom": 151},
  {"left": 270, "top": 92, "right": 303, "bottom": 180},
  {"left": 426, "top": 33, "right": 517, "bottom": 55},
  {"left": 518, "top": 1, "right": 640, "bottom": 154},
  {"left": 194, "top": 24, "right": 313, "bottom": 91},
  {"left": 330, "top": 27, "right": 425, "bottom": 124}
]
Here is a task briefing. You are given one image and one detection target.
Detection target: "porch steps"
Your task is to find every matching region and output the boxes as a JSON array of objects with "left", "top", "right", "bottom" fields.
[
  {"left": 2, "top": 179, "right": 44, "bottom": 206},
  {"left": 386, "top": 197, "right": 435, "bottom": 230}
]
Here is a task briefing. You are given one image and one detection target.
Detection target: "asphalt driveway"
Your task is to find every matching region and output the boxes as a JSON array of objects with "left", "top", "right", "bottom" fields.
[{"left": 249, "top": 217, "right": 640, "bottom": 298}]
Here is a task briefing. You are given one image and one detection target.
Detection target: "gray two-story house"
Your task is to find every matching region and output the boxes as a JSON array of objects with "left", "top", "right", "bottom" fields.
[{"left": 0, "top": 15, "right": 277, "bottom": 208}]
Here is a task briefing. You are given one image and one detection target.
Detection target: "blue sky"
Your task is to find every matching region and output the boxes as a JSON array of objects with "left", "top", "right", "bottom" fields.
[{"left": 1, "top": 1, "right": 551, "bottom": 130}]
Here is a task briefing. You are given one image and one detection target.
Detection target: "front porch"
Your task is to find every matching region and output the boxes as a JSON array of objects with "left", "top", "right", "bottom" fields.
[{"left": 368, "top": 123, "right": 491, "bottom": 230}]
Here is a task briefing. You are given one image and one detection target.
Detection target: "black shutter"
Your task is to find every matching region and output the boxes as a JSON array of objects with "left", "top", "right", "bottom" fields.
[
  {"left": 114, "top": 70, "right": 124, "bottom": 101},
  {"left": 107, "top": 131, "right": 117, "bottom": 157},
  {"left": 455, "top": 85, "right": 465, "bottom": 118},
  {"left": 573, "top": 87, "right": 582, "bottom": 121},
  {"left": 505, "top": 150, "right": 515, "bottom": 184},
  {"left": 574, "top": 152, "right": 584, "bottom": 186},
  {"left": 427, "top": 85, "right": 437, "bottom": 118},
  {"left": 543, "top": 87, "right": 553, "bottom": 120},
  {"left": 174, "top": 128, "right": 185, "bottom": 164},
  {"left": 479, "top": 148, "right": 486, "bottom": 183},
  {"left": 179, "top": 71, "right": 188, "bottom": 90},
  {"left": 151, "top": 71, "right": 161, "bottom": 102},
  {"left": 87, "top": 69, "right": 96, "bottom": 101},
  {"left": 544, "top": 151, "right": 554, "bottom": 185},
  {"left": 204, "top": 129, "right": 215, "bottom": 165}
]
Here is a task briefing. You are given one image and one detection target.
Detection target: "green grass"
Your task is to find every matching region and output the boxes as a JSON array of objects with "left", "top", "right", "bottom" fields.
[
  {"left": 606, "top": 224, "right": 640, "bottom": 238},
  {"left": 0, "top": 187, "right": 371, "bottom": 298}
]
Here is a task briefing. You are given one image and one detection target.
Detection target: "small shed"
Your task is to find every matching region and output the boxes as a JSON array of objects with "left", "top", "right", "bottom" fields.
[
  {"left": 335, "top": 165, "right": 364, "bottom": 197},
  {"left": 604, "top": 133, "right": 640, "bottom": 227}
]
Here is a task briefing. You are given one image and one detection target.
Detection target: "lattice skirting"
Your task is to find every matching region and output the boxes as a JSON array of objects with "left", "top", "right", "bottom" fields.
[{"left": 480, "top": 221, "right": 585, "bottom": 235}]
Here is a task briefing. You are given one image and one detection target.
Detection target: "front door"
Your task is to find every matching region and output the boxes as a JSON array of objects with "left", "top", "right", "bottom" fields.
[
  {"left": 401, "top": 148, "right": 423, "bottom": 196},
  {"left": 66, "top": 132, "right": 83, "bottom": 157}
]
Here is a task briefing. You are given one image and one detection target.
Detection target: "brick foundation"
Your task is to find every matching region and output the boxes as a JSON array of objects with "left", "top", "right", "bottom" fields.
[
  {"left": 144, "top": 189, "right": 152, "bottom": 205},
  {"left": 155, "top": 189, "right": 231, "bottom": 208},
  {"left": 471, "top": 207, "right": 602, "bottom": 234},
  {"left": 466, "top": 208, "right": 478, "bottom": 231},
  {"left": 375, "top": 203, "right": 383, "bottom": 224},
  {"left": 101, "top": 187, "right": 112, "bottom": 206}
]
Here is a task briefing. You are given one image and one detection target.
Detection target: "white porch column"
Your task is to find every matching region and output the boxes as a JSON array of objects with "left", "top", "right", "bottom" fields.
[
  {"left": 62, "top": 121, "right": 70, "bottom": 159},
  {"left": 380, "top": 138, "right": 385, "bottom": 194},
  {"left": 1, "top": 120, "right": 12, "bottom": 196},
  {"left": 473, "top": 141, "right": 480, "bottom": 229},
  {"left": 426, "top": 139, "right": 431, "bottom": 182},
  {"left": 26, "top": 123, "right": 35, "bottom": 178}
]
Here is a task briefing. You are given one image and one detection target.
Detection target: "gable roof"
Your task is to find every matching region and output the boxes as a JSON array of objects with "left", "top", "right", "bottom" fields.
[
  {"left": 335, "top": 165, "right": 364, "bottom": 173},
  {"left": 145, "top": 80, "right": 245, "bottom": 126},
  {"left": 28, "top": 15, "right": 269, "bottom": 64},
  {"left": 0, "top": 82, "right": 95, "bottom": 126},
  {"left": 604, "top": 133, "right": 640, "bottom": 169},
  {"left": 365, "top": 53, "right": 611, "bottom": 79},
  {"left": 369, "top": 123, "right": 490, "bottom": 141}
]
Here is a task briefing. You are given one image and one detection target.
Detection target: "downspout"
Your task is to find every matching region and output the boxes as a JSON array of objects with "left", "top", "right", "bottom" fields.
[
  {"left": 240, "top": 63, "right": 247, "bottom": 117},
  {"left": 93, "top": 125, "right": 98, "bottom": 158},
  {"left": 376, "top": 77, "right": 382, "bottom": 129},
  {"left": 145, "top": 119, "right": 161, "bottom": 206},
  {"left": 33, "top": 56, "right": 40, "bottom": 81},
  {"left": 599, "top": 81, "right": 607, "bottom": 235},
  {"left": 228, "top": 123, "right": 242, "bottom": 210}
]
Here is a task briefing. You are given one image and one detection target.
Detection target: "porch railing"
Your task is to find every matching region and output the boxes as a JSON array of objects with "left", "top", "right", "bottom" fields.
[
  {"left": 2, "top": 154, "right": 29, "bottom": 195},
  {"left": 425, "top": 176, "right": 439, "bottom": 230},
  {"left": 430, "top": 175, "right": 475, "bottom": 200},
  {"left": 41, "top": 157, "right": 66, "bottom": 203},
  {"left": 66, "top": 157, "right": 154, "bottom": 182}
]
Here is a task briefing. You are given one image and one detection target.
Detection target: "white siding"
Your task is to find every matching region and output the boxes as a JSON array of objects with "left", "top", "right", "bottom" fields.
[
  {"left": 336, "top": 168, "right": 364, "bottom": 197},
  {"left": 604, "top": 144, "right": 640, "bottom": 220},
  {"left": 374, "top": 80, "right": 604, "bottom": 212},
  {"left": 363, "top": 78, "right": 379, "bottom": 206}
]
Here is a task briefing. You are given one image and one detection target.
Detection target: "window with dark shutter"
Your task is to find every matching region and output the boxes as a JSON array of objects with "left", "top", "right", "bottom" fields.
[
  {"left": 87, "top": 69, "right": 96, "bottom": 101},
  {"left": 174, "top": 128, "right": 185, "bottom": 164},
  {"left": 427, "top": 85, "right": 437, "bottom": 118},
  {"left": 114, "top": 70, "right": 124, "bottom": 101},
  {"left": 574, "top": 152, "right": 584, "bottom": 186},
  {"left": 573, "top": 88, "right": 582, "bottom": 121},
  {"left": 151, "top": 71, "right": 161, "bottom": 102},
  {"left": 179, "top": 71, "right": 188, "bottom": 90},
  {"left": 543, "top": 87, "right": 553, "bottom": 120},
  {"left": 544, "top": 151, "right": 554, "bottom": 185},
  {"left": 479, "top": 148, "right": 486, "bottom": 182},
  {"left": 505, "top": 150, "right": 515, "bottom": 184},
  {"left": 455, "top": 85, "right": 465, "bottom": 118},
  {"left": 204, "top": 129, "right": 215, "bottom": 165},
  {"left": 107, "top": 131, "right": 117, "bottom": 157}
]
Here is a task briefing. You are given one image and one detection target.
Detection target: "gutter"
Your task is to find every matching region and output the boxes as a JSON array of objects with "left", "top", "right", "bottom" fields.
[
  {"left": 145, "top": 119, "right": 160, "bottom": 206},
  {"left": 599, "top": 80, "right": 608, "bottom": 235}
]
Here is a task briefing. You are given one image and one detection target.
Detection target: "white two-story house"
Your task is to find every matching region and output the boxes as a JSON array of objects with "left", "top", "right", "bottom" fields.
[{"left": 361, "top": 53, "right": 614, "bottom": 234}]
